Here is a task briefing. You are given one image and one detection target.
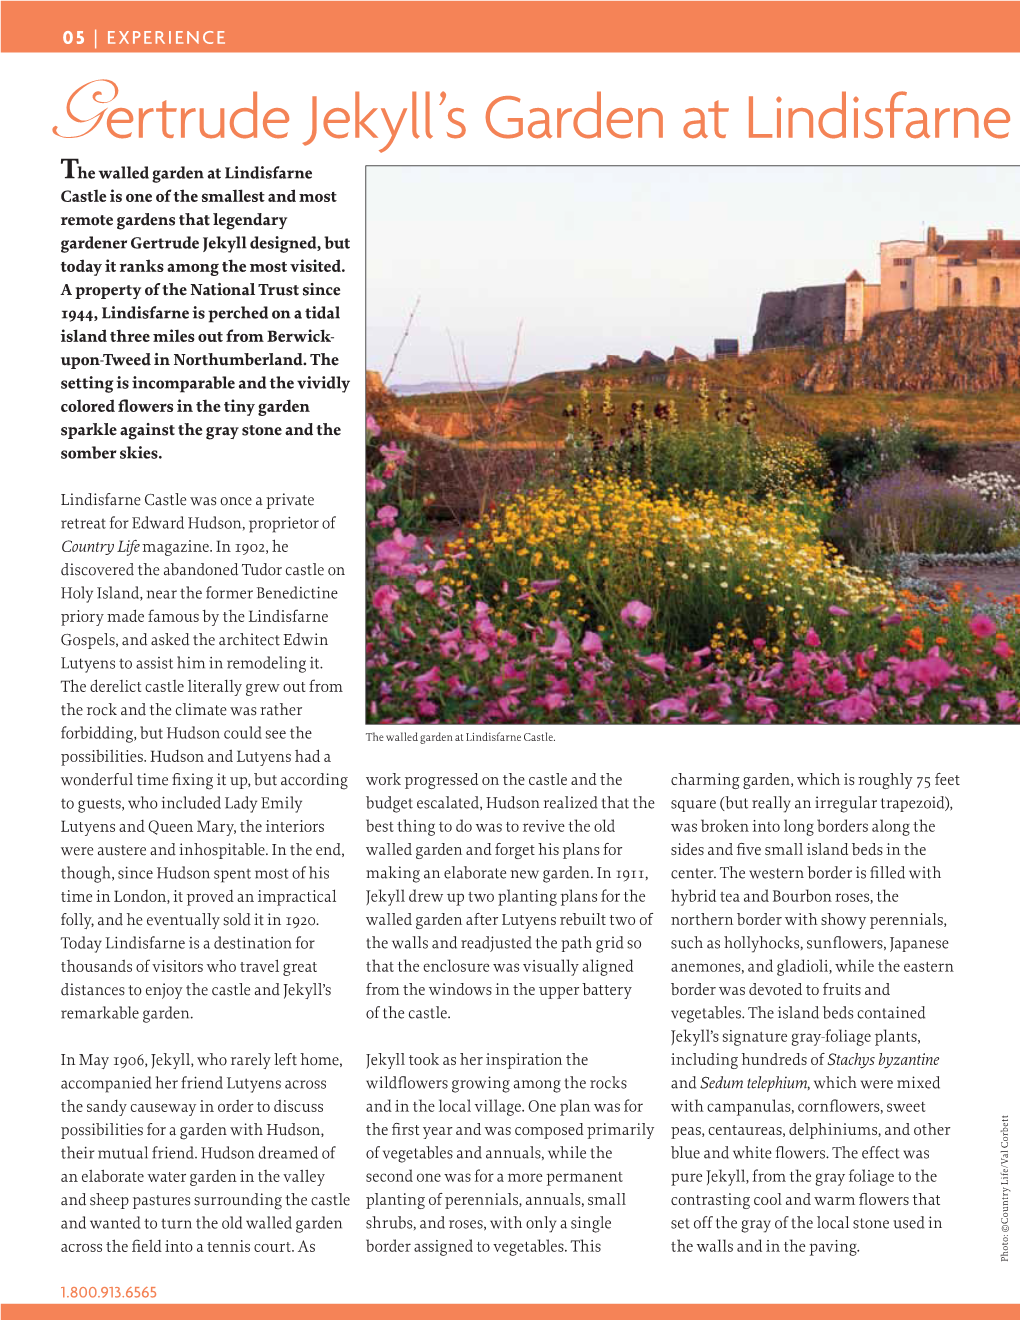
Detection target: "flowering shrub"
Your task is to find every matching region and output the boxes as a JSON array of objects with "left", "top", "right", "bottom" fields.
[
  {"left": 948, "top": 470, "right": 1020, "bottom": 548},
  {"left": 818, "top": 419, "right": 956, "bottom": 493},
  {"left": 757, "top": 433, "right": 831, "bottom": 497},
  {"left": 365, "top": 418, "right": 434, "bottom": 535},
  {"left": 642, "top": 425, "right": 829, "bottom": 501},
  {"left": 829, "top": 468, "right": 1008, "bottom": 558},
  {"left": 565, "top": 382, "right": 828, "bottom": 501},
  {"left": 646, "top": 631, "right": 1019, "bottom": 724},
  {"left": 366, "top": 421, "right": 1020, "bottom": 724},
  {"left": 367, "top": 585, "right": 1020, "bottom": 726},
  {"left": 439, "top": 476, "right": 895, "bottom": 656},
  {"left": 950, "top": 470, "right": 1020, "bottom": 503}
]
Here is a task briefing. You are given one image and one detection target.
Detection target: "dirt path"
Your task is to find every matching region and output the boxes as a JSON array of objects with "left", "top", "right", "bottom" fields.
[{"left": 919, "top": 563, "right": 1020, "bottom": 601}]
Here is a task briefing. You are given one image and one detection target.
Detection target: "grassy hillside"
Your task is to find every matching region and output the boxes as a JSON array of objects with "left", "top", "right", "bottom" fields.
[
  {"left": 394, "top": 345, "right": 1020, "bottom": 448},
  {"left": 397, "top": 351, "right": 816, "bottom": 445},
  {"left": 771, "top": 387, "right": 1020, "bottom": 445}
]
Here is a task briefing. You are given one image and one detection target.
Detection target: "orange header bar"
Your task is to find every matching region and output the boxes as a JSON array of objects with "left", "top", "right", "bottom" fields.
[
  {"left": 3, "top": 1310, "right": 1018, "bottom": 1320},
  {"left": 4, "top": 1, "right": 1020, "bottom": 54}
]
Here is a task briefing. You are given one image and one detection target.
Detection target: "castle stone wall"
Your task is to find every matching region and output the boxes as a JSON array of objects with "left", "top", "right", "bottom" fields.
[{"left": 753, "top": 283, "right": 846, "bottom": 350}]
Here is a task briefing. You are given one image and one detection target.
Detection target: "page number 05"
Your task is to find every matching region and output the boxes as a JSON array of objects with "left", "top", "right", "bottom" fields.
[{"left": 63, "top": 31, "right": 85, "bottom": 44}]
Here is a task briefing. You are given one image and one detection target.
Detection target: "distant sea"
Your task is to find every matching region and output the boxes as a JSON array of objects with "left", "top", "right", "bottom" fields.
[{"left": 390, "top": 381, "right": 510, "bottom": 396}]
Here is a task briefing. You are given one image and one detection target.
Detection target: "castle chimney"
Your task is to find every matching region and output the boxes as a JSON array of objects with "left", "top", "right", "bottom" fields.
[
  {"left": 988, "top": 228, "right": 1003, "bottom": 242},
  {"left": 927, "top": 225, "right": 937, "bottom": 253}
]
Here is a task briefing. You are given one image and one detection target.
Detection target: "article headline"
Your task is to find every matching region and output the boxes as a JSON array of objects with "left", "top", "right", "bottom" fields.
[{"left": 53, "top": 82, "right": 1014, "bottom": 151}]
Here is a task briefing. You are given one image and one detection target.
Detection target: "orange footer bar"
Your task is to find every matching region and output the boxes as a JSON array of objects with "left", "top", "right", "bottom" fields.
[{"left": 3, "top": 1308, "right": 1017, "bottom": 1318}]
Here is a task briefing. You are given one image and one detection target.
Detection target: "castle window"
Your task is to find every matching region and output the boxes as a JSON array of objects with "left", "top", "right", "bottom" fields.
[
  {"left": 893, "top": 257, "right": 913, "bottom": 267},
  {"left": 952, "top": 277, "right": 962, "bottom": 295},
  {"left": 900, "top": 281, "right": 908, "bottom": 290},
  {"left": 992, "top": 276, "right": 1002, "bottom": 294}
]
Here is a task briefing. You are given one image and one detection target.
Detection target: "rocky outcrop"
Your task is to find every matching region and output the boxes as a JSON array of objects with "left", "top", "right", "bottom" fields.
[
  {"left": 801, "top": 308, "right": 1020, "bottom": 393},
  {"left": 365, "top": 370, "right": 528, "bottom": 440},
  {"left": 754, "top": 284, "right": 846, "bottom": 350},
  {"left": 366, "top": 369, "right": 457, "bottom": 439},
  {"left": 590, "top": 349, "right": 697, "bottom": 369},
  {"left": 366, "top": 369, "right": 389, "bottom": 407},
  {"left": 590, "top": 354, "right": 636, "bottom": 370}
]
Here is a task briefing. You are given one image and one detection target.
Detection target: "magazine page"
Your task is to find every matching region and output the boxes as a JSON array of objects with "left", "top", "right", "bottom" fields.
[{"left": 0, "top": 3, "right": 1015, "bottom": 1317}]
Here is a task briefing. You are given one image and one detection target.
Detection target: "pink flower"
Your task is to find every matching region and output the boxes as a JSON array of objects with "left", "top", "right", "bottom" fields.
[
  {"left": 371, "top": 584, "right": 400, "bottom": 619},
  {"left": 961, "top": 695, "right": 990, "bottom": 721},
  {"left": 744, "top": 694, "right": 778, "bottom": 721},
  {"left": 376, "top": 505, "right": 399, "bottom": 527},
  {"left": 438, "top": 627, "right": 463, "bottom": 658},
  {"left": 650, "top": 697, "right": 689, "bottom": 720},
  {"left": 413, "top": 666, "right": 441, "bottom": 696},
  {"left": 544, "top": 624, "right": 572, "bottom": 660},
  {"left": 828, "top": 606, "right": 850, "bottom": 617},
  {"left": 527, "top": 579, "right": 562, "bottom": 595},
  {"left": 380, "top": 443, "right": 410, "bottom": 468},
  {"left": 414, "top": 579, "right": 435, "bottom": 597},
  {"left": 581, "top": 631, "right": 604, "bottom": 656},
  {"left": 376, "top": 538, "right": 411, "bottom": 569},
  {"left": 366, "top": 474, "right": 386, "bottom": 495},
  {"left": 881, "top": 613, "right": 903, "bottom": 628},
  {"left": 832, "top": 692, "right": 876, "bottom": 723},
  {"left": 638, "top": 652, "right": 669, "bottom": 675},
  {"left": 752, "top": 637, "right": 766, "bottom": 650},
  {"left": 912, "top": 655, "right": 955, "bottom": 688},
  {"left": 534, "top": 693, "right": 567, "bottom": 711},
  {"left": 993, "top": 639, "right": 1014, "bottom": 659},
  {"left": 366, "top": 414, "right": 381, "bottom": 438},
  {"left": 620, "top": 600, "right": 653, "bottom": 630},
  {"left": 804, "top": 628, "right": 821, "bottom": 648},
  {"left": 969, "top": 613, "right": 996, "bottom": 639},
  {"left": 465, "top": 641, "right": 490, "bottom": 663},
  {"left": 996, "top": 691, "right": 1018, "bottom": 713},
  {"left": 703, "top": 682, "right": 732, "bottom": 710},
  {"left": 824, "top": 671, "right": 848, "bottom": 696}
]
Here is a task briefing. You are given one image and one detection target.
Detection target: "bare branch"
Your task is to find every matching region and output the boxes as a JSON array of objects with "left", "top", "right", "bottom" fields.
[
  {"left": 445, "top": 329, "right": 473, "bottom": 431},
  {"left": 496, "top": 321, "right": 524, "bottom": 418},
  {"left": 459, "top": 343, "right": 493, "bottom": 429},
  {"left": 382, "top": 295, "right": 421, "bottom": 386}
]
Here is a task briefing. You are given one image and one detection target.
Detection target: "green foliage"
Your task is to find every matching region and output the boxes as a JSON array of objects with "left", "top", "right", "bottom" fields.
[
  {"left": 565, "top": 382, "right": 828, "bottom": 502},
  {"left": 912, "top": 431, "right": 961, "bottom": 474},
  {"left": 995, "top": 525, "right": 1020, "bottom": 551},
  {"left": 818, "top": 419, "right": 958, "bottom": 491},
  {"left": 828, "top": 468, "right": 1006, "bottom": 559}
]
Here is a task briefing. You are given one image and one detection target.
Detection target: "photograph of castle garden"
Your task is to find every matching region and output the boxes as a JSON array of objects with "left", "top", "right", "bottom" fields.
[{"left": 366, "top": 167, "right": 1020, "bottom": 724}]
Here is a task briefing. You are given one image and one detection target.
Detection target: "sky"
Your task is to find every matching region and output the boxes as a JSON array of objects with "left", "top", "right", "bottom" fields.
[{"left": 366, "top": 165, "right": 1018, "bottom": 386}]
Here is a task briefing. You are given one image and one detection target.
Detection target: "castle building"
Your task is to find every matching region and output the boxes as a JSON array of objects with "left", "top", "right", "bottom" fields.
[
  {"left": 754, "top": 227, "right": 1020, "bottom": 351},
  {"left": 843, "top": 227, "right": 1020, "bottom": 341}
]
